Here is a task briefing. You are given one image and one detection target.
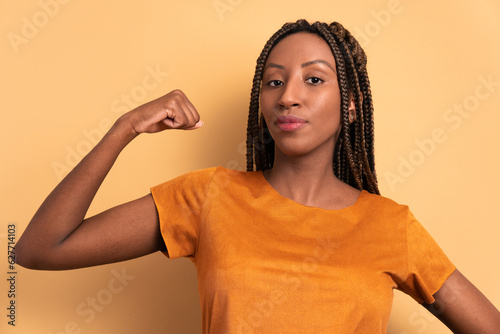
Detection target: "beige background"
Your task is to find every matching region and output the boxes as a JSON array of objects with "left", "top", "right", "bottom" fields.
[{"left": 1, "top": 1, "right": 500, "bottom": 333}]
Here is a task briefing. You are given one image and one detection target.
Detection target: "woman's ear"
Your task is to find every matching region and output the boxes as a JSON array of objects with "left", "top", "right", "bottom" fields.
[
  {"left": 348, "top": 92, "right": 363, "bottom": 124},
  {"left": 348, "top": 98, "right": 356, "bottom": 123}
]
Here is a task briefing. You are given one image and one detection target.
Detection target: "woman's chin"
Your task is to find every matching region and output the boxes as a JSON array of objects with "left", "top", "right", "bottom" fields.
[
  {"left": 273, "top": 137, "right": 336, "bottom": 160},
  {"left": 274, "top": 145, "right": 321, "bottom": 160}
]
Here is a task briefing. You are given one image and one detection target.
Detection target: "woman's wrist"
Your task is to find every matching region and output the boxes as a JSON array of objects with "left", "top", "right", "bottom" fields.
[{"left": 108, "top": 113, "right": 141, "bottom": 145}]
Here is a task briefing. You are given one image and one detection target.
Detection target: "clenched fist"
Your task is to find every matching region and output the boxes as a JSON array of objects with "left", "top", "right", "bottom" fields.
[{"left": 120, "top": 89, "right": 203, "bottom": 135}]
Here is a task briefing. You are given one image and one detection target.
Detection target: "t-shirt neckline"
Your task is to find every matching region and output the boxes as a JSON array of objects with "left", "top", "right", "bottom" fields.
[{"left": 255, "top": 170, "right": 367, "bottom": 212}]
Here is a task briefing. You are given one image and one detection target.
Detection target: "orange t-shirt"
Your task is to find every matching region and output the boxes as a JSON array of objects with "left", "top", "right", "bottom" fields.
[{"left": 150, "top": 166, "right": 455, "bottom": 333}]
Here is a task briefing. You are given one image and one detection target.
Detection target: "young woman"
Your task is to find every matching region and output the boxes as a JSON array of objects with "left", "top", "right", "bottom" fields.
[{"left": 15, "top": 19, "right": 500, "bottom": 333}]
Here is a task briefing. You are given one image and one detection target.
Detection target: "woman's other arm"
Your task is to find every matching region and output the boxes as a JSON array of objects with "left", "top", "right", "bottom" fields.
[
  {"left": 14, "top": 90, "right": 202, "bottom": 270},
  {"left": 424, "top": 269, "right": 500, "bottom": 333}
]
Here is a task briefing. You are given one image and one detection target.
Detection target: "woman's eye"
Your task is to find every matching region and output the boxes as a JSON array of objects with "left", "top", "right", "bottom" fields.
[
  {"left": 267, "top": 80, "right": 283, "bottom": 87},
  {"left": 306, "top": 77, "right": 324, "bottom": 84}
]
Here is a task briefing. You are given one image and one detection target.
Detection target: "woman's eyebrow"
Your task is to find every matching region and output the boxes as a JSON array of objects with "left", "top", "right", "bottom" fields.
[
  {"left": 302, "top": 59, "right": 336, "bottom": 73},
  {"left": 264, "top": 63, "right": 285, "bottom": 70},
  {"left": 264, "top": 60, "right": 336, "bottom": 73}
]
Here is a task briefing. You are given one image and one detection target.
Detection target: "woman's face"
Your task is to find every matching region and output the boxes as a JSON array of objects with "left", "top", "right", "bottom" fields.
[{"left": 260, "top": 32, "right": 342, "bottom": 160}]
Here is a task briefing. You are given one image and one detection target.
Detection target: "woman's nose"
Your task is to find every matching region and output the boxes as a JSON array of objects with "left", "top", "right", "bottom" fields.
[{"left": 278, "top": 80, "right": 301, "bottom": 109}]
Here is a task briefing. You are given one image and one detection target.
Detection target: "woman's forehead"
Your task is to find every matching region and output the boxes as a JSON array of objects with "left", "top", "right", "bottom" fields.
[{"left": 266, "top": 32, "right": 335, "bottom": 65}]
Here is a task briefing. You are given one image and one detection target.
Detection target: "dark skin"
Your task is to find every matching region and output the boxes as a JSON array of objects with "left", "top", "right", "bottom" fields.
[
  {"left": 260, "top": 32, "right": 360, "bottom": 210},
  {"left": 15, "top": 33, "right": 500, "bottom": 333},
  {"left": 14, "top": 89, "right": 202, "bottom": 269}
]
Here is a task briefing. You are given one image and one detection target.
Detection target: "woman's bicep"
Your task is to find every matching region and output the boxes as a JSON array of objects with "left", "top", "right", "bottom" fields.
[{"left": 32, "top": 194, "right": 165, "bottom": 270}]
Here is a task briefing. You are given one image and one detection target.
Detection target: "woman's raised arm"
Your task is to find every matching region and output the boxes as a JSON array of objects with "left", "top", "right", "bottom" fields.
[{"left": 14, "top": 89, "right": 202, "bottom": 270}]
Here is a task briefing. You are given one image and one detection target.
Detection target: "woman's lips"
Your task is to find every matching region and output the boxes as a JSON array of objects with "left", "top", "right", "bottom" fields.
[{"left": 276, "top": 115, "right": 308, "bottom": 131}]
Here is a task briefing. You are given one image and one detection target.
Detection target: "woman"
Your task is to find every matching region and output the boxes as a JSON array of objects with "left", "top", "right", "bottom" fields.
[{"left": 15, "top": 19, "right": 500, "bottom": 333}]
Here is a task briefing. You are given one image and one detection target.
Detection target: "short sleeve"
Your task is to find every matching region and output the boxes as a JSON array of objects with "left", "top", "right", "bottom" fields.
[
  {"left": 150, "top": 167, "right": 216, "bottom": 260},
  {"left": 396, "top": 210, "right": 456, "bottom": 304}
]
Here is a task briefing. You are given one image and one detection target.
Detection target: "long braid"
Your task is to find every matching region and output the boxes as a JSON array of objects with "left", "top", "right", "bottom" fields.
[
  {"left": 246, "top": 19, "right": 380, "bottom": 194},
  {"left": 313, "top": 22, "right": 362, "bottom": 190},
  {"left": 336, "top": 26, "right": 365, "bottom": 176},
  {"left": 360, "top": 71, "right": 377, "bottom": 178},
  {"left": 328, "top": 22, "right": 378, "bottom": 193}
]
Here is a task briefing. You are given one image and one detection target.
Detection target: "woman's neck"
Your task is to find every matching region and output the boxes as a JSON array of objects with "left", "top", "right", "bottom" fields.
[
  {"left": 263, "top": 150, "right": 355, "bottom": 209},
  {"left": 263, "top": 146, "right": 360, "bottom": 209}
]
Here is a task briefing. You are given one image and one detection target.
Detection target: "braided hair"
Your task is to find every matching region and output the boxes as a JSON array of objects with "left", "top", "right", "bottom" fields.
[{"left": 246, "top": 19, "right": 380, "bottom": 194}]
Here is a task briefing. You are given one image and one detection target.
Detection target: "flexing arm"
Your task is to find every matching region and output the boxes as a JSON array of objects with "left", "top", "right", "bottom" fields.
[
  {"left": 424, "top": 269, "right": 500, "bottom": 333},
  {"left": 14, "top": 90, "right": 202, "bottom": 270}
]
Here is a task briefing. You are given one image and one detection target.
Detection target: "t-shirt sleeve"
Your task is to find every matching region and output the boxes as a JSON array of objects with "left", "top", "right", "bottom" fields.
[
  {"left": 150, "top": 167, "right": 216, "bottom": 260},
  {"left": 396, "top": 210, "right": 456, "bottom": 304}
]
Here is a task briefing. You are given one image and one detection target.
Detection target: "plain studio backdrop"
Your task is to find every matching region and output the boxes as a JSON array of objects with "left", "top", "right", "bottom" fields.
[{"left": 1, "top": 1, "right": 500, "bottom": 333}]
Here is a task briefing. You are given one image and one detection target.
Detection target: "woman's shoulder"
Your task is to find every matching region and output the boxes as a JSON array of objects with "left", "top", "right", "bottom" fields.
[
  {"left": 191, "top": 165, "right": 261, "bottom": 181},
  {"left": 152, "top": 166, "right": 258, "bottom": 187},
  {"left": 359, "top": 190, "right": 412, "bottom": 217}
]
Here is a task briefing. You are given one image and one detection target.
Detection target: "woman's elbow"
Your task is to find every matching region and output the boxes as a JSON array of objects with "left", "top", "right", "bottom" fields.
[{"left": 13, "top": 241, "right": 47, "bottom": 270}]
